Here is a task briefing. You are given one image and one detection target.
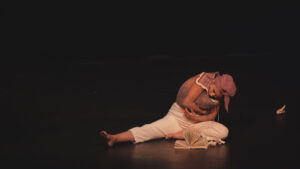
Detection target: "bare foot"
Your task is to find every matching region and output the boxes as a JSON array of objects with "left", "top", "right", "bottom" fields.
[
  {"left": 165, "top": 130, "right": 184, "bottom": 140},
  {"left": 99, "top": 131, "right": 117, "bottom": 147}
]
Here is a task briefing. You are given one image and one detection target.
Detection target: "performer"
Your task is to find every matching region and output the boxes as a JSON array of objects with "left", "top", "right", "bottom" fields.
[{"left": 100, "top": 72, "right": 237, "bottom": 147}]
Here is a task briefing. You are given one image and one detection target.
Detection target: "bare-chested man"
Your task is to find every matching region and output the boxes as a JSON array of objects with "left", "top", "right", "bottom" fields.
[{"left": 100, "top": 72, "right": 236, "bottom": 147}]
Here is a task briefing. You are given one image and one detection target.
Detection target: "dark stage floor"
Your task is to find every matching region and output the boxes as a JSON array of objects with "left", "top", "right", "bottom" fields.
[{"left": 1, "top": 55, "right": 299, "bottom": 169}]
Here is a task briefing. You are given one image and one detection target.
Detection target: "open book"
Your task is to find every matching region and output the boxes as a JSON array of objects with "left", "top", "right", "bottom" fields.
[{"left": 174, "top": 128, "right": 208, "bottom": 149}]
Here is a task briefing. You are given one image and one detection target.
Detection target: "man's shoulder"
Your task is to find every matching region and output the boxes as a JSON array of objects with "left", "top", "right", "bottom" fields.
[
  {"left": 202, "top": 72, "right": 220, "bottom": 77},
  {"left": 195, "top": 72, "right": 219, "bottom": 90}
]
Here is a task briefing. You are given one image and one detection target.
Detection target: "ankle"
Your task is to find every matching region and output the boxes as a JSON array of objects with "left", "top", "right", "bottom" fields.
[{"left": 111, "top": 135, "right": 118, "bottom": 142}]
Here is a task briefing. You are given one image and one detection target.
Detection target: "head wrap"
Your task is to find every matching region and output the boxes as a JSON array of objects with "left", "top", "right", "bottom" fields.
[{"left": 215, "top": 74, "right": 237, "bottom": 112}]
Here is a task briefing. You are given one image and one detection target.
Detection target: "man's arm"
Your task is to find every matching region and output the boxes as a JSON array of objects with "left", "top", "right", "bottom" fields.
[
  {"left": 184, "top": 105, "right": 220, "bottom": 122},
  {"left": 182, "top": 78, "right": 204, "bottom": 113}
]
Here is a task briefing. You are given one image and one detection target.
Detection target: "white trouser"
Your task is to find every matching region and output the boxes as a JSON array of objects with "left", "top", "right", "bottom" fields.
[{"left": 129, "top": 102, "right": 229, "bottom": 143}]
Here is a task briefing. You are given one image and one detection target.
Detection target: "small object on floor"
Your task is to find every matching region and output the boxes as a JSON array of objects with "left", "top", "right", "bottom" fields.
[
  {"left": 208, "top": 139, "right": 225, "bottom": 146},
  {"left": 208, "top": 140, "right": 217, "bottom": 146},
  {"left": 174, "top": 128, "right": 208, "bottom": 149},
  {"left": 174, "top": 127, "right": 226, "bottom": 149},
  {"left": 276, "top": 105, "right": 286, "bottom": 115}
]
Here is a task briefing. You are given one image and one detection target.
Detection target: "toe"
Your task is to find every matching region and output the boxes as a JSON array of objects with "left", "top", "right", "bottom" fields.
[{"left": 100, "top": 131, "right": 108, "bottom": 137}]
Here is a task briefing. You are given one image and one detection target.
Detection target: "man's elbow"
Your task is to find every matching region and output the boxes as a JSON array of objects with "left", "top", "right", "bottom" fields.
[{"left": 182, "top": 99, "right": 190, "bottom": 108}]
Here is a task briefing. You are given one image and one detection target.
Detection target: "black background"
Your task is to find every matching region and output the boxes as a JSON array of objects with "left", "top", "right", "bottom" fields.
[{"left": 1, "top": 4, "right": 299, "bottom": 168}]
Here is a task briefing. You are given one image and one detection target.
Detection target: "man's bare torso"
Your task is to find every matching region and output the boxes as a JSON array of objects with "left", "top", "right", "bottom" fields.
[{"left": 176, "top": 74, "right": 220, "bottom": 114}]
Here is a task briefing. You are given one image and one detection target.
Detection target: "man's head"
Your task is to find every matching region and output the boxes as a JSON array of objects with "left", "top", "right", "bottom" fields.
[
  {"left": 212, "top": 74, "right": 237, "bottom": 112},
  {"left": 207, "top": 82, "right": 223, "bottom": 100}
]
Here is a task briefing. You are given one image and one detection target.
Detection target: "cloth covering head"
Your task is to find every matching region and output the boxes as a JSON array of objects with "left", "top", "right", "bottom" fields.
[{"left": 215, "top": 74, "right": 236, "bottom": 112}]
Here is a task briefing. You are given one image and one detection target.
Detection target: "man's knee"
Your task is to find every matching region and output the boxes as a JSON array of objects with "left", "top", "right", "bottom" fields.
[
  {"left": 194, "top": 121, "right": 229, "bottom": 139},
  {"left": 211, "top": 122, "right": 229, "bottom": 139},
  {"left": 218, "top": 126, "right": 229, "bottom": 139}
]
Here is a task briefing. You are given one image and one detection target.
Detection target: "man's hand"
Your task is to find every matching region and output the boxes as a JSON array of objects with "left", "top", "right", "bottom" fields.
[
  {"left": 184, "top": 105, "right": 219, "bottom": 122},
  {"left": 182, "top": 77, "right": 204, "bottom": 113},
  {"left": 184, "top": 107, "right": 201, "bottom": 122},
  {"left": 195, "top": 108, "right": 210, "bottom": 115}
]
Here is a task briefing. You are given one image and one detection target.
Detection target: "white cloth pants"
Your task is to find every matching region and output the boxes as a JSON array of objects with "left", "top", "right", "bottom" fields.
[{"left": 129, "top": 102, "right": 229, "bottom": 143}]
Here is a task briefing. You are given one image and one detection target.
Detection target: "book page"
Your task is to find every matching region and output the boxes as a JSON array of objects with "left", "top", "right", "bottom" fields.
[
  {"left": 183, "top": 127, "right": 202, "bottom": 145},
  {"left": 174, "top": 127, "right": 210, "bottom": 149},
  {"left": 174, "top": 140, "right": 208, "bottom": 149},
  {"left": 174, "top": 140, "right": 189, "bottom": 149},
  {"left": 191, "top": 138, "right": 208, "bottom": 149}
]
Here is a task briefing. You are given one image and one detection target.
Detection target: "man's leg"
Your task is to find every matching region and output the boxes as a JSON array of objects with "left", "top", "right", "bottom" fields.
[
  {"left": 165, "top": 130, "right": 184, "bottom": 139},
  {"left": 100, "top": 114, "right": 182, "bottom": 147},
  {"left": 190, "top": 121, "right": 229, "bottom": 141},
  {"left": 129, "top": 114, "right": 182, "bottom": 143},
  {"left": 100, "top": 103, "right": 189, "bottom": 146},
  {"left": 100, "top": 130, "right": 135, "bottom": 147}
]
